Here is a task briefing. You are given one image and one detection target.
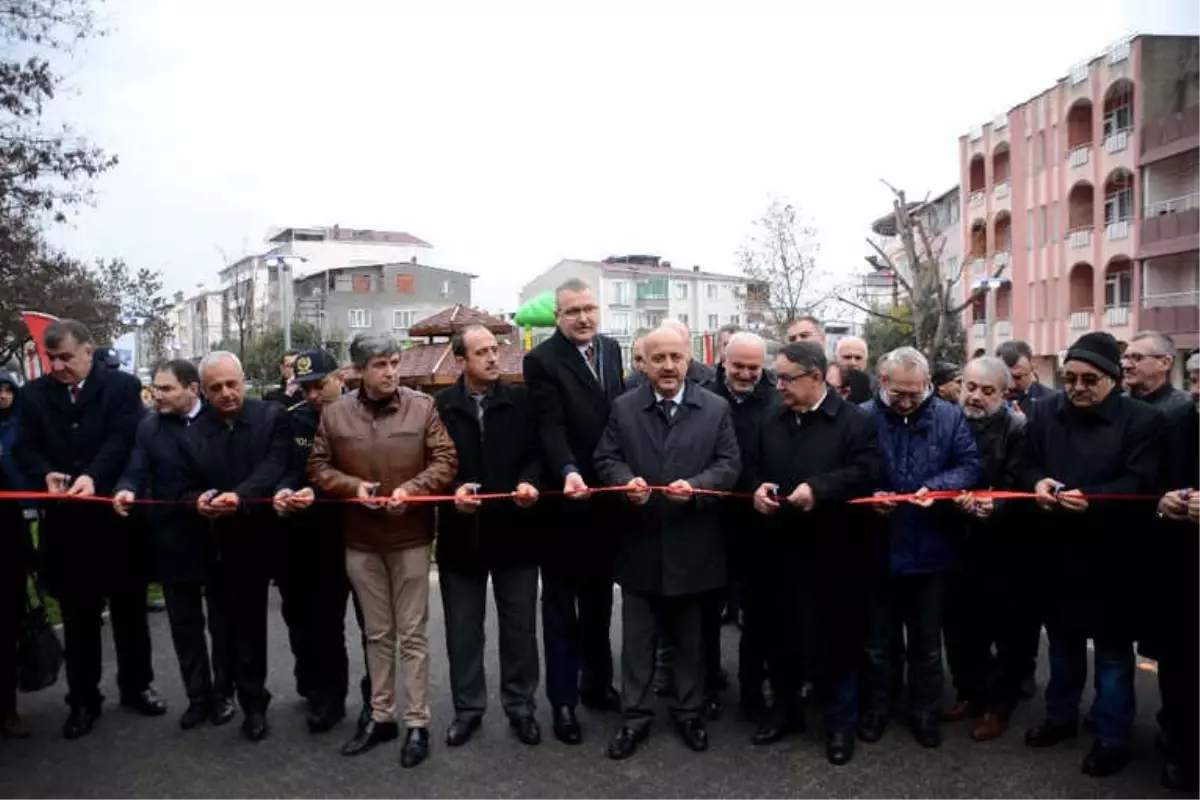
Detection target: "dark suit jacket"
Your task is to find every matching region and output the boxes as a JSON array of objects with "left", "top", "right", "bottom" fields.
[
  {"left": 15, "top": 366, "right": 145, "bottom": 592},
  {"left": 594, "top": 382, "right": 740, "bottom": 597},
  {"left": 182, "top": 398, "right": 292, "bottom": 577}
]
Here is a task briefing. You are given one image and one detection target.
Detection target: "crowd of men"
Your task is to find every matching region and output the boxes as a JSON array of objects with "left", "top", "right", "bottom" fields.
[{"left": 0, "top": 280, "right": 1196, "bottom": 792}]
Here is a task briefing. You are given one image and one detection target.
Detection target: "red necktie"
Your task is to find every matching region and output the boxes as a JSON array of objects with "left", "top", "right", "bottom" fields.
[{"left": 69, "top": 385, "right": 80, "bottom": 404}]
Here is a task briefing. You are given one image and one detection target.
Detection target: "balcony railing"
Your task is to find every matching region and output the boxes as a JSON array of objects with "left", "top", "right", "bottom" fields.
[
  {"left": 969, "top": 191, "right": 985, "bottom": 208},
  {"left": 1068, "top": 227, "right": 1092, "bottom": 249},
  {"left": 994, "top": 320, "right": 1012, "bottom": 338},
  {"left": 1143, "top": 290, "right": 1200, "bottom": 309},
  {"left": 993, "top": 113, "right": 1008, "bottom": 131},
  {"left": 1145, "top": 193, "right": 1200, "bottom": 217},
  {"left": 1069, "top": 63, "right": 1089, "bottom": 85},
  {"left": 1069, "top": 145, "right": 1091, "bottom": 168},
  {"left": 994, "top": 181, "right": 1010, "bottom": 200},
  {"left": 994, "top": 251, "right": 1011, "bottom": 269},
  {"left": 970, "top": 258, "right": 986, "bottom": 275},
  {"left": 1107, "top": 38, "right": 1131, "bottom": 65},
  {"left": 969, "top": 125, "right": 983, "bottom": 141},
  {"left": 1104, "top": 129, "right": 1131, "bottom": 154},
  {"left": 1106, "top": 219, "right": 1131, "bottom": 240},
  {"left": 972, "top": 321, "right": 988, "bottom": 338},
  {"left": 1105, "top": 305, "right": 1131, "bottom": 326},
  {"left": 1070, "top": 310, "right": 1094, "bottom": 330}
]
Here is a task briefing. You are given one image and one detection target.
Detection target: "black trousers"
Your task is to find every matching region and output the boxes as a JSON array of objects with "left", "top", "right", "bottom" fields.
[
  {"left": 58, "top": 579, "right": 153, "bottom": 710},
  {"left": 654, "top": 588, "right": 724, "bottom": 695},
  {"left": 440, "top": 564, "right": 539, "bottom": 721},
  {"left": 541, "top": 566, "right": 614, "bottom": 709},
  {"left": 862, "top": 572, "right": 945, "bottom": 725},
  {"left": 0, "top": 532, "right": 25, "bottom": 715},
  {"left": 277, "top": 537, "right": 351, "bottom": 708},
  {"left": 622, "top": 589, "right": 704, "bottom": 731},
  {"left": 216, "top": 570, "right": 270, "bottom": 714},
  {"left": 162, "top": 581, "right": 232, "bottom": 704},
  {"left": 1159, "top": 637, "right": 1199, "bottom": 773},
  {"left": 943, "top": 560, "right": 1029, "bottom": 718},
  {"left": 738, "top": 562, "right": 770, "bottom": 701}
]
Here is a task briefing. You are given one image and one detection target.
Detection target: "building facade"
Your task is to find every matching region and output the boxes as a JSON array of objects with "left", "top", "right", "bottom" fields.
[
  {"left": 958, "top": 34, "right": 1198, "bottom": 382},
  {"left": 169, "top": 287, "right": 225, "bottom": 361},
  {"left": 519, "top": 255, "right": 760, "bottom": 365}
]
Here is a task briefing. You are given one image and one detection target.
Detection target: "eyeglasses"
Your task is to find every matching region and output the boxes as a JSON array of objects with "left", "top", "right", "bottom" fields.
[
  {"left": 1122, "top": 352, "right": 1167, "bottom": 363},
  {"left": 1062, "top": 372, "right": 1107, "bottom": 387},
  {"left": 776, "top": 370, "right": 816, "bottom": 385},
  {"left": 559, "top": 305, "right": 598, "bottom": 319},
  {"left": 887, "top": 389, "right": 924, "bottom": 402}
]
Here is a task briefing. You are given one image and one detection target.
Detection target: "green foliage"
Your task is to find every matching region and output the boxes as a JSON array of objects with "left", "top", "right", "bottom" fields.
[
  {"left": 241, "top": 323, "right": 323, "bottom": 384},
  {"left": 861, "top": 305, "right": 915, "bottom": 371}
]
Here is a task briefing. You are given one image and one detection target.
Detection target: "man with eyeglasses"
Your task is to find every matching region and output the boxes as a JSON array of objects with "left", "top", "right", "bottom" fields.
[
  {"left": 857, "top": 346, "right": 980, "bottom": 750},
  {"left": 1017, "top": 332, "right": 1164, "bottom": 778},
  {"left": 1122, "top": 330, "right": 1192, "bottom": 426},
  {"left": 1144, "top": 351, "right": 1199, "bottom": 792}
]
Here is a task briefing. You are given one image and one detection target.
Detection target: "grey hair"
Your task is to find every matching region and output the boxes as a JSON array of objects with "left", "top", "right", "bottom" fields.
[
  {"left": 718, "top": 323, "right": 742, "bottom": 337},
  {"left": 1186, "top": 352, "right": 1199, "bottom": 373},
  {"left": 965, "top": 356, "right": 1011, "bottom": 390},
  {"left": 198, "top": 350, "right": 243, "bottom": 379},
  {"left": 352, "top": 335, "right": 400, "bottom": 368},
  {"left": 880, "top": 346, "right": 929, "bottom": 378},
  {"left": 1131, "top": 330, "right": 1176, "bottom": 359},
  {"left": 725, "top": 331, "right": 766, "bottom": 358},
  {"left": 554, "top": 278, "right": 592, "bottom": 308}
]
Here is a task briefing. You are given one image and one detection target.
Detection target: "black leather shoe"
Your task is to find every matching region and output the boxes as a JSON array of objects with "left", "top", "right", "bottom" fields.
[
  {"left": 581, "top": 686, "right": 621, "bottom": 713},
  {"left": 180, "top": 702, "right": 208, "bottom": 731},
  {"left": 704, "top": 692, "right": 723, "bottom": 721},
  {"left": 675, "top": 717, "right": 708, "bottom": 752},
  {"left": 1081, "top": 741, "right": 1130, "bottom": 777},
  {"left": 552, "top": 706, "right": 582, "bottom": 745},
  {"left": 63, "top": 706, "right": 101, "bottom": 740},
  {"left": 210, "top": 696, "right": 236, "bottom": 726},
  {"left": 857, "top": 713, "right": 888, "bottom": 743},
  {"left": 445, "top": 716, "right": 481, "bottom": 747},
  {"left": 400, "top": 727, "right": 430, "bottom": 768},
  {"left": 307, "top": 701, "right": 345, "bottom": 734},
  {"left": 1024, "top": 722, "right": 1077, "bottom": 748},
  {"left": 911, "top": 721, "right": 942, "bottom": 749},
  {"left": 752, "top": 714, "right": 805, "bottom": 746},
  {"left": 1162, "top": 760, "right": 1199, "bottom": 793},
  {"left": 606, "top": 725, "right": 649, "bottom": 760},
  {"left": 510, "top": 716, "right": 542, "bottom": 745},
  {"left": 241, "top": 711, "right": 268, "bottom": 742},
  {"left": 121, "top": 688, "right": 167, "bottom": 717},
  {"left": 342, "top": 719, "right": 399, "bottom": 756},
  {"left": 356, "top": 703, "right": 372, "bottom": 733},
  {"left": 827, "top": 730, "right": 856, "bottom": 766}
]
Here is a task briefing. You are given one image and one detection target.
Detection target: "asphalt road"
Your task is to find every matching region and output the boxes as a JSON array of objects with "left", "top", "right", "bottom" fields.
[{"left": 0, "top": 576, "right": 1183, "bottom": 798}]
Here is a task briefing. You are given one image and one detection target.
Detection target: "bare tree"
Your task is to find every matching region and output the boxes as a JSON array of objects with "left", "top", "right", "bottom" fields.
[
  {"left": 217, "top": 247, "right": 255, "bottom": 361},
  {"left": 839, "top": 181, "right": 1007, "bottom": 360},
  {"left": 737, "top": 197, "right": 830, "bottom": 336}
]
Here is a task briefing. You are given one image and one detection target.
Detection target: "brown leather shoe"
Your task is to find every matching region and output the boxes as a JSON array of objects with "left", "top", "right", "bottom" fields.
[
  {"left": 970, "top": 713, "right": 1007, "bottom": 742},
  {"left": 942, "top": 700, "right": 979, "bottom": 722}
]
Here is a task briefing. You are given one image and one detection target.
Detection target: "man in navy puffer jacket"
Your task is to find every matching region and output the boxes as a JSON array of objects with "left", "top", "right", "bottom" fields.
[{"left": 857, "top": 347, "right": 980, "bottom": 749}]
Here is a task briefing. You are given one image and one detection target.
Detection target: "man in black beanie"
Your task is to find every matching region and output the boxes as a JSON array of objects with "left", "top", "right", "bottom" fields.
[
  {"left": 932, "top": 362, "right": 963, "bottom": 404},
  {"left": 1015, "top": 331, "right": 1164, "bottom": 778}
]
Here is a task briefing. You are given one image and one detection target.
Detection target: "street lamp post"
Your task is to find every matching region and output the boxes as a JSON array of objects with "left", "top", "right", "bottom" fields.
[{"left": 263, "top": 254, "right": 307, "bottom": 351}]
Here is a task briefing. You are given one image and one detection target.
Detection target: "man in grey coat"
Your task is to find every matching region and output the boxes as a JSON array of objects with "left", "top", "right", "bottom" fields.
[{"left": 594, "top": 326, "right": 741, "bottom": 760}]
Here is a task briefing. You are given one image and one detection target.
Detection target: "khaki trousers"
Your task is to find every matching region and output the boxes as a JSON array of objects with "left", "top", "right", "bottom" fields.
[{"left": 345, "top": 545, "right": 431, "bottom": 727}]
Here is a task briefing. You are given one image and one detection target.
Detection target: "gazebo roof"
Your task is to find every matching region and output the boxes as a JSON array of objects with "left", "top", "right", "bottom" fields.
[
  {"left": 397, "top": 341, "right": 525, "bottom": 388},
  {"left": 407, "top": 304, "right": 514, "bottom": 337}
]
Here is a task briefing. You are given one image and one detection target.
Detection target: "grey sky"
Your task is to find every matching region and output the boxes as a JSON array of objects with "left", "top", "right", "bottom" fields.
[{"left": 46, "top": 0, "right": 1198, "bottom": 312}]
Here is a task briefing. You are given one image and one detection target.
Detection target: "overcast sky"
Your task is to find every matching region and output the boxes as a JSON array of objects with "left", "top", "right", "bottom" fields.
[{"left": 46, "top": 0, "right": 1198, "bottom": 313}]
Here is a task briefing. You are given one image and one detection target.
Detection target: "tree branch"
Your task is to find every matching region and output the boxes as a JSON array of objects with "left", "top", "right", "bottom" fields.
[{"left": 837, "top": 295, "right": 912, "bottom": 325}]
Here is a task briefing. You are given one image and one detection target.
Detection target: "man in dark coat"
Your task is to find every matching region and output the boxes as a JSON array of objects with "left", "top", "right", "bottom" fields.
[
  {"left": 1017, "top": 332, "right": 1164, "bottom": 778},
  {"left": 858, "top": 346, "right": 980, "bottom": 749},
  {"left": 14, "top": 319, "right": 164, "bottom": 739},
  {"left": 0, "top": 371, "right": 33, "bottom": 738},
  {"left": 940, "top": 357, "right": 1028, "bottom": 743},
  {"left": 1146, "top": 352, "right": 1198, "bottom": 793},
  {"left": 182, "top": 351, "right": 292, "bottom": 742},
  {"left": 594, "top": 325, "right": 740, "bottom": 760},
  {"left": 746, "top": 341, "right": 880, "bottom": 766},
  {"left": 435, "top": 325, "right": 544, "bottom": 749},
  {"left": 1122, "top": 330, "right": 1193, "bottom": 425},
  {"left": 113, "top": 359, "right": 234, "bottom": 731},
  {"left": 262, "top": 350, "right": 301, "bottom": 406},
  {"left": 271, "top": 349, "right": 362, "bottom": 735},
  {"left": 522, "top": 278, "right": 625, "bottom": 744},
  {"left": 624, "top": 319, "right": 715, "bottom": 391},
  {"left": 996, "top": 340, "right": 1059, "bottom": 413}
]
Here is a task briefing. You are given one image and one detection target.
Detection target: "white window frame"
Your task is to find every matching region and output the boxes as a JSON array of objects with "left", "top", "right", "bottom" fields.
[
  {"left": 706, "top": 283, "right": 718, "bottom": 300},
  {"left": 677, "top": 312, "right": 688, "bottom": 327},
  {"left": 707, "top": 313, "right": 719, "bottom": 331},
  {"left": 392, "top": 309, "right": 414, "bottom": 330},
  {"left": 675, "top": 282, "right": 689, "bottom": 300},
  {"left": 1105, "top": 188, "right": 1134, "bottom": 223},
  {"left": 609, "top": 311, "right": 630, "bottom": 335},
  {"left": 1105, "top": 271, "right": 1132, "bottom": 307},
  {"left": 609, "top": 280, "right": 631, "bottom": 306},
  {"left": 348, "top": 308, "right": 371, "bottom": 329}
]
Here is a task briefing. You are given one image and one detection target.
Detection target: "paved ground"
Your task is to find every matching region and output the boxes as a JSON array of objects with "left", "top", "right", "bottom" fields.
[{"left": 0, "top": 576, "right": 1183, "bottom": 799}]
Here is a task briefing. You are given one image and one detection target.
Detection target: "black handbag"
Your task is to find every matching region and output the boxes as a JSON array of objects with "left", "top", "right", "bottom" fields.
[{"left": 18, "top": 580, "right": 63, "bottom": 693}]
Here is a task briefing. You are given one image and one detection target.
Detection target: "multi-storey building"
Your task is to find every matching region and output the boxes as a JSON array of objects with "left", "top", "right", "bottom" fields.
[
  {"left": 868, "top": 186, "right": 964, "bottom": 309},
  {"left": 519, "top": 255, "right": 764, "bottom": 365},
  {"left": 958, "top": 33, "right": 1198, "bottom": 382},
  {"left": 169, "top": 287, "right": 224, "bottom": 361}
]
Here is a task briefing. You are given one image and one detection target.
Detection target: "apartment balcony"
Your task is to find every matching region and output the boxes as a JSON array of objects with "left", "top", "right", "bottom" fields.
[
  {"left": 993, "top": 181, "right": 1011, "bottom": 214},
  {"left": 993, "top": 251, "right": 1011, "bottom": 270},
  {"left": 1068, "top": 227, "right": 1092, "bottom": 250},
  {"left": 1104, "top": 129, "right": 1131, "bottom": 155},
  {"left": 1106, "top": 219, "right": 1131, "bottom": 241},
  {"left": 1138, "top": 197, "right": 1200, "bottom": 260},
  {"left": 994, "top": 181, "right": 1010, "bottom": 201},
  {"left": 1104, "top": 305, "right": 1131, "bottom": 328},
  {"left": 970, "top": 257, "right": 987, "bottom": 276},
  {"left": 971, "top": 321, "right": 988, "bottom": 339},
  {"left": 1069, "top": 310, "right": 1093, "bottom": 330},
  {"left": 1142, "top": 291, "right": 1200, "bottom": 348},
  {"left": 1099, "top": 129, "right": 1136, "bottom": 184},
  {"left": 1141, "top": 106, "right": 1200, "bottom": 166},
  {"left": 1068, "top": 145, "right": 1090, "bottom": 169},
  {"left": 994, "top": 320, "right": 1012, "bottom": 341},
  {"left": 968, "top": 190, "right": 985, "bottom": 209}
]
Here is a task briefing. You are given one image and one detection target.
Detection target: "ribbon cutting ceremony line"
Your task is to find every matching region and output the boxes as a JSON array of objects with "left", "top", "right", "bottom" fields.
[{"left": 0, "top": 488, "right": 1162, "bottom": 506}]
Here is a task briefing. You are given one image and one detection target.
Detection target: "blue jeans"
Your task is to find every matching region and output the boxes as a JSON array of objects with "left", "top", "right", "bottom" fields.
[
  {"left": 1045, "top": 632, "right": 1135, "bottom": 748},
  {"left": 862, "top": 572, "right": 945, "bottom": 725}
]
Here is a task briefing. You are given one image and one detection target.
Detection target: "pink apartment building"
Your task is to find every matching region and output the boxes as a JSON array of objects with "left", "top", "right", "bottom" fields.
[{"left": 957, "top": 34, "right": 1198, "bottom": 383}]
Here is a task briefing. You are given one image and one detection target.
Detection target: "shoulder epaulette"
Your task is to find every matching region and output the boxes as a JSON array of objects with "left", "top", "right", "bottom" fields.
[{"left": 287, "top": 400, "right": 307, "bottom": 412}]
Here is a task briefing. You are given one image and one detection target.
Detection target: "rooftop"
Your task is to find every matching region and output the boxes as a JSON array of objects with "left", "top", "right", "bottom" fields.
[
  {"left": 559, "top": 257, "right": 748, "bottom": 282},
  {"left": 397, "top": 341, "right": 525, "bottom": 387},
  {"left": 408, "top": 304, "right": 515, "bottom": 338},
  {"left": 266, "top": 225, "right": 433, "bottom": 248},
  {"left": 870, "top": 186, "right": 960, "bottom": 237}
]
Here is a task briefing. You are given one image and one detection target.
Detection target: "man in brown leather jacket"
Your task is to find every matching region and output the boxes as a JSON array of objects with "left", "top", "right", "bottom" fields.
[{"left": 308, "top": 335, "right": 458, "bottom": 768}]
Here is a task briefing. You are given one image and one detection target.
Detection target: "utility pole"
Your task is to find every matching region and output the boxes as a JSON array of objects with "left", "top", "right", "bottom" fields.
[{"left": 264, "top": 254, "right": 307, "bottom": 350}]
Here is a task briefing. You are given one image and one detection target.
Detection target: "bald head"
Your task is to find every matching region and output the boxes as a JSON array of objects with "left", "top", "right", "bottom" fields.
[
  {"left": 198, "top": 351, "right": 245, "bottom": 418},
  {"left": 836, "top": 336, "right": 868, "bottom": 371},
  {"left": 663, "top": 318, "right": 692, "bottom": 342},
  {"left": 645, "top": 325, "right": 691, "bottom": 397}
]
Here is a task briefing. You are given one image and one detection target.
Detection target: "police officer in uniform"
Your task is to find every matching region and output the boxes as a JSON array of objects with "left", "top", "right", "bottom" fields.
[{"left": 272, "top": 349, "right": 370, "bottom": 734}]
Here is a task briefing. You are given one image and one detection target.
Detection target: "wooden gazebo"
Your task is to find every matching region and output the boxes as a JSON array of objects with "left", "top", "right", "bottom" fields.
[{"left": 398, "top": 304, "right": 525, "bottom": 391}]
